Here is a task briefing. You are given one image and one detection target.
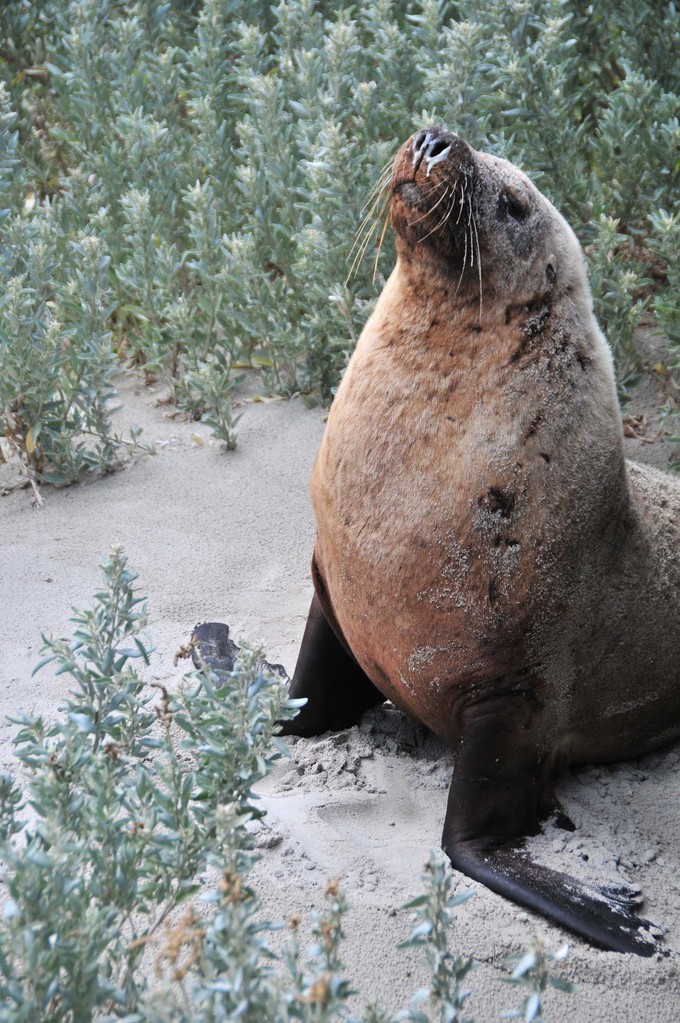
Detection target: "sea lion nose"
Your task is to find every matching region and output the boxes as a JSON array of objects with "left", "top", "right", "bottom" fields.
[{"left": 411, "top": 127, "right": 468, "bottom": 176}]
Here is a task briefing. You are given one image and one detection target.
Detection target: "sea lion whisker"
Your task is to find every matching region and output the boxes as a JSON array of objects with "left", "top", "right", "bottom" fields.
[
  {"left": 348, "top": 215, "right": 382, "bottom": 275},
  {"left": 346, "top": 193, "right": 391, "bottom": 284},
  {"left": 347, "top": 217, "right": 381, "bottom": 279},
  {"left": 354, "top": 179, "right": 393, "bottom": 244},
  {"left": 374, "top": 151, "right": 397, "bottom": 183},
  {"left": 456, "top": 175, "right": 468, "bottom": 224},
  {"left": 417, "top": 186, "right": 458, "bottom": 244},
  {"left": 361, "top": 174, "right": 391, "bottom": 216},
  {"left": 437, "top": 185, "right": 459, "bottom": 240},
  {"left": 408, "top": 182, "right": 451, "bottom": 228},
  {"left": 466, "top": 194, "right": 474, "bottom": 268},
  {"left": 365, "top": 156, "right": 393, "bottom": 191},
  {"left": 470, "top": 203, "right": 483, "bottom": 321},
  {"left": 372, "top": 203, "right": 393, "bottom": 283},
  {"left": 457, "top": 216, "right": 475, "bottom": 294},
  {"left": 349, "top": 178, "right": 396, "bottom": 270},
  {"left": 350, "top": 177, "right": 393, "bottom": 258},
  {"left": 455, "top": 225, "right": 469, "bottom": 295},
  {"left": 345, "top": 221, "right": 381, "bottom": 285},
  {"left": 352, "top": 191, "right": 390, "bottom": 253},
  {"left": 361, "top": 158, "right": 395, "bottom": 212}
]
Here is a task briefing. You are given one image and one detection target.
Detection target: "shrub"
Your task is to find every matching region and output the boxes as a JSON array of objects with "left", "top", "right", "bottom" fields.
[
  {"left": 1, "top": 0, "right": 677, "bottom": 466},
  {"left": 649, "top": 209, "right": 680, "bottom": 354},
  {"left": 0, "top": 550, "right": 575, "bottom": 1020},
  {"left": 0, "top": 208, "right": 142, "bottom": 500}
]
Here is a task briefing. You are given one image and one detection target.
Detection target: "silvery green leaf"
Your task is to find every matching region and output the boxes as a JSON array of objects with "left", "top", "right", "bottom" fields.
[
  {"left": 512, "top": 951, "right": 537, "bottom": 978},
  {"left": 69, "top": 712, "right": 94, "bottom": 731},
  {"left": 525, "top": 992, "right": 541, "bottom": 1022}
]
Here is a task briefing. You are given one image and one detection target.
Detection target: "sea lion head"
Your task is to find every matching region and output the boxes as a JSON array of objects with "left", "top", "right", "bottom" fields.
[{"left": 390, "top": 126, "right": 587, "bottom": 311}]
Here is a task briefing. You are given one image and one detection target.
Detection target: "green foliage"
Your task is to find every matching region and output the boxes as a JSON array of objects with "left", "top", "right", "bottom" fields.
[
  {"left": 0, "top": 550, "right": 575, "bottom": 1020},
  {"left": 175, "top": 359, "right": 243, "bottom": 450},
  {"left": 0, "top": 81, "right": 19, "bottom": 211},
  {"left": 585, "top": 214, "right": 649, "bottom": 391},
  {"left": 1, "top": 0, "right": 678, "bottom": 468},
  {"left": 649, "top": 209, "right": 680, "bottom": 355},
  {"left": 0, "top": 209, "right": 141, "bottom": 498},
  {"left": 0, "top": 548, "right": 299, "bottom": 1019},
  {"left": 502, "top": 942, "right": 576, "bottom": 1023},
  {"left": 397, "top": 853, "right": 474, "bottom": 1023},
  {"left": 591, "top": 71, "right": 679, "bottom": 236}
]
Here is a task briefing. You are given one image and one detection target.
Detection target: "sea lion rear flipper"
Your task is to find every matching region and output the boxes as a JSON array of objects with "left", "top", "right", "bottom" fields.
[
  {"left": 441, "top": 690, "right": 660, "bottom": 956},
  {"left": 192, "top": 595, "right": 384, "bottom": 737},
  {"left": 278, "top": 592, "right": 386, "bottom": 737},
  {"left": 192, "top": 622, "right": 241, "bottom": 675},
  {"left": 191, "top": 622, "right": 288, "bottom": 680}
]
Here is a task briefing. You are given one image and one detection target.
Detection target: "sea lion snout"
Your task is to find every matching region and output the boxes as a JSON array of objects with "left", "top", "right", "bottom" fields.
[
  {"left": 391, "top": 127, "right": 474, "bottom": 257},
  {"left": 410, "top": 126, "right": 471, "bottom": 176}
]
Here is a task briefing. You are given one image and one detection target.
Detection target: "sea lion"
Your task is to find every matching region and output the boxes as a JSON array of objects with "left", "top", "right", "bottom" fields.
[{"left": 194, "top": 127, "right": 680, "bottom": 955}]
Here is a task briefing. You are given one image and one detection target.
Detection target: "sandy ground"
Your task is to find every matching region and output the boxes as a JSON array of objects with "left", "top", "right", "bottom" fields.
[{"left": 1, "top": 365, "right": 679, "bottom": 1020}]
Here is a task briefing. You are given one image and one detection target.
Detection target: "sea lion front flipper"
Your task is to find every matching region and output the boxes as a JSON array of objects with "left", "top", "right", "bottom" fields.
[
  {"left": 278, "top": 592, "right": 386, "bottom": 737},
  {"left": 441, "top": 690, "right": 659, "bottom": 956}
]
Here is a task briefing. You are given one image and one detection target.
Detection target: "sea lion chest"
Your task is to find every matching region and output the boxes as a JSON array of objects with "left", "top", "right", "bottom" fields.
[{"left": 310, "top": 327, "right": 539, "bottom": 736}]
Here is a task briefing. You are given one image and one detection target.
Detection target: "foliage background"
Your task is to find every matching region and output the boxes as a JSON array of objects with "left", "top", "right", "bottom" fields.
[{"left": 1, "top": 0, "right": 678, "bottom": 486}]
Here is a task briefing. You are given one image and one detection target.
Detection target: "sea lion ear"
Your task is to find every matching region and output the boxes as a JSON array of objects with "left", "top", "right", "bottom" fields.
[{"left": 546, "top": 257, "right": 557, "bottom": 285}]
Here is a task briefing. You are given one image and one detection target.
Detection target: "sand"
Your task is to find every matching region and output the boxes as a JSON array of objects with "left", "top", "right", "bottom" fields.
[{"left": 1, "top": 367, "right": 679, "bottom": 1020}]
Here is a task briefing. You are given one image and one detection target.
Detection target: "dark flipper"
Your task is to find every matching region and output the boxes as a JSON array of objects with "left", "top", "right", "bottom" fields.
[
  {"left": 279, "top": 593, "right": 385, "bottom": 737},
  {"left": 191, "top": 594, "right": 385, "bottom": 738},
  {"left": 441, "top": 688, "right": 660, "bottom": 956},
  {"left": 191, "top": 622, "right": 288, "bottom": 680}
]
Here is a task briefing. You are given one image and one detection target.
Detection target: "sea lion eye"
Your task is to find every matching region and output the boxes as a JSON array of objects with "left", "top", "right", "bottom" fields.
[{"left": 499, "top": 191, "right": 530, "bottom": 222}]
